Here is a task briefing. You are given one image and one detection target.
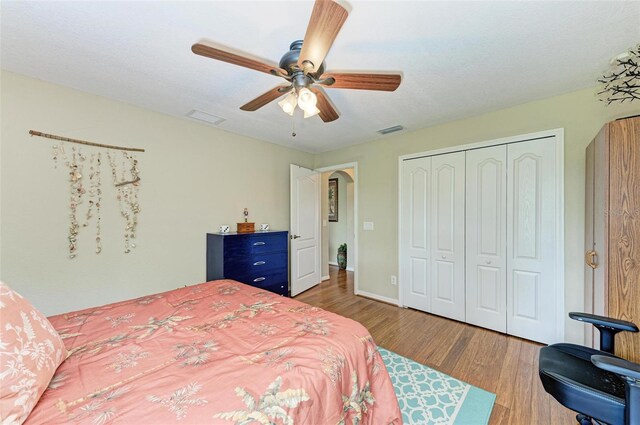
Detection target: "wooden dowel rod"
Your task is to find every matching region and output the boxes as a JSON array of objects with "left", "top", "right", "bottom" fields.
[{"left": 29, "top": 130, "right": 145, "bottom": 152}]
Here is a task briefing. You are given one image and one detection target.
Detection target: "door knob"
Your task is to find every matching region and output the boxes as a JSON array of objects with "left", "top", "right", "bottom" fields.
[{"left": 290, "top": 234, "right": 301, "bottom": 240}]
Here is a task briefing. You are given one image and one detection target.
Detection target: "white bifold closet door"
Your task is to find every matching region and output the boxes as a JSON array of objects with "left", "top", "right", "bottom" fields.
[
  {"left": 400, "top": 156, "right": 431, "bottom": 312},
  {"left": 400, "top": 152, "right": 465, "bottom": 321},
  {"left": 506, "top": 138, "right": 558, "bottom": 343},
  {"left": 430, "top": 152, "right": 466, "bottom": 321},
  {"left": 465, "top": 146, "right": 507, "bottom": 332},
  {"left": 400, "top": 136, "right": 559, "bottom": 343}
]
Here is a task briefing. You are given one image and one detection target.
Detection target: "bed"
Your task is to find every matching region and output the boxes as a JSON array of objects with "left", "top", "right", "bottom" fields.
[{"left": 18, "top": 280, "right": 401, "bottom": 424}]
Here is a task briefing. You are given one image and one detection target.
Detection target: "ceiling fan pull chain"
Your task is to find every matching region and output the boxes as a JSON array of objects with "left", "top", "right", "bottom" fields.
[{"left": 292, "top": 117, "right": 296, "bottom": 138}]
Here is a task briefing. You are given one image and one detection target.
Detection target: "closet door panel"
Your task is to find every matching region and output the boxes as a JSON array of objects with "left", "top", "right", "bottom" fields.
[
  {"left": 466, "top": 145, "right": 507, "bottom": 332},
  {"left": 400, "top": 157, "right": 431, "bottom": 311},
  {"left": 430, "top": 152, "right": 465, "bottom": 321},
  {"left": 507, "top": 137, "right": 558, "bottom": 344}
]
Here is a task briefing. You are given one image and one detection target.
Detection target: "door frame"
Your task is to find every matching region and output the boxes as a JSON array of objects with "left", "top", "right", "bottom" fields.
[
  {"left": 315, "top": 162, "right": 359, "bottom": 296},
  {"left": 398, "top": 128, "right": 565, "bottom": 343}
]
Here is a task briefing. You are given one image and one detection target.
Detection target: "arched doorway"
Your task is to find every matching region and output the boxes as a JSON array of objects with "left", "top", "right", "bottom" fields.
[{"left": 322, "top": 168, "right": 354, "bottom": 280}]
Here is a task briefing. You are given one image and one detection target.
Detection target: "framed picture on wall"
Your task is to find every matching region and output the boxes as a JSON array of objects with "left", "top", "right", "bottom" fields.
[{"left": 328, "top": 178, "right": 338, "bottom": 222}]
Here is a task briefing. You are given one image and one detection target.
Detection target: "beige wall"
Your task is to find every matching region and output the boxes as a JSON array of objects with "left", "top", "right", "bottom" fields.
[
  {"left": 327, "top": 171, "right": 353, "bottom": 268},
  {"left": 321, "top": 169, "right": 354, "bottom": 277},
  {"left": 0, "top": 71, "right": 314, "bottom": 315},
  {"left": 320, "top": 171, "right": 331, "bottom": 278},
  {"left": 3, "top": 69, "right": 640, "bottom": 344},
  {"left": 327, "top": 172, "right": 347, "bottom": 265},
  {"left": 314, "top": 87, "right": 640, "bottom": 343}
]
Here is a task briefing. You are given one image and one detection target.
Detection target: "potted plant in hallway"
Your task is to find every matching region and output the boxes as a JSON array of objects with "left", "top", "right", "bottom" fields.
[{"left": 337, "top": 243, "right": 347, "bottom": 270}]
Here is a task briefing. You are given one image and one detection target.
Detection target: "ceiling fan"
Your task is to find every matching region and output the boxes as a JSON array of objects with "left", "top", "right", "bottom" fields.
[{"left": 191, "top": 0, "right": 401, "bottom": 123}]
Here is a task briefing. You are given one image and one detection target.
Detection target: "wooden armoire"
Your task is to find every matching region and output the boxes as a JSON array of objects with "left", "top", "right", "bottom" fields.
[{"left": 584, "top": 115, "right": 640, "bottom": 362}]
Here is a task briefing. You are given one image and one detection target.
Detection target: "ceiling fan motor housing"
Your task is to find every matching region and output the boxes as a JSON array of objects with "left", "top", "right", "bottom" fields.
[{"left": 279, "top": 40, "right": 325, "bottom": 78}]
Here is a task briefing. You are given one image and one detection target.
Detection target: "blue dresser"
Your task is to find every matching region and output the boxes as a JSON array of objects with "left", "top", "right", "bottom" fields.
[{"left": 206, "top": 231, "right": 289, "bottom": 296}]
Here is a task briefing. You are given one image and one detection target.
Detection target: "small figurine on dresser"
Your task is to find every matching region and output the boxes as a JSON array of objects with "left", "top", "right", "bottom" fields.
[{"left": 237, "top": 207, "right": 255, "bottom": 233}]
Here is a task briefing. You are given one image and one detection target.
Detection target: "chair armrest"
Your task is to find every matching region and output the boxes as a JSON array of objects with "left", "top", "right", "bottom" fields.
[
  {"left": 592, "top": 355, "right": 640, "bottom": 381},
  {"left": 569, "top": 312, "right": 639, "bottom": 332}
]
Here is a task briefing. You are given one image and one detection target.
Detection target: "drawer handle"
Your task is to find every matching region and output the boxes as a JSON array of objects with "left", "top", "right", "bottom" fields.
[
  {"left": 253, "top": 261, "right": 266, "bottom": 266},
  {"left": 585, "top": 250, "right": 598, "bottom": 269},
  {"left": 253, "top": 277, "right": 266, "bottom": 282},
  {"left": 253, "top": 242, "right": 266, "bottom": 246}
]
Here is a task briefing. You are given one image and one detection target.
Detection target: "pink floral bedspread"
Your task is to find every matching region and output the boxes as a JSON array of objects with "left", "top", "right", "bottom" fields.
[{"left": 26, "top": 280, "right": 401, "bottom": 424}]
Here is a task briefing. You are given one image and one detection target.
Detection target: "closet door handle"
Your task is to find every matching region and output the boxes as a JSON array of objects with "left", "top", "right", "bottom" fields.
[
  {"left": 253, "top": 261, "right": 266, "bottom": 266},
  {"left": 585, "top": 250, "right": 598, "bottom": 269},
  {"left": 253, "top": 277, "right": 266, "bottom": 282},
  {"left": 253, "top": 242, "right": 266, "bottom": 246}
]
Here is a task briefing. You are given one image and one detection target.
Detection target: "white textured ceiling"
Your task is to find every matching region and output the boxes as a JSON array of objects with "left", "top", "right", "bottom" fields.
[{"left": 2, "top": 1, "right": 639, "bottom": 153}]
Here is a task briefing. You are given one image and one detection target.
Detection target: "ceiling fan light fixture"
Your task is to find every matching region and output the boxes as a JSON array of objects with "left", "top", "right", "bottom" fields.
[
  {"left": 297, "top": 87, "right": 317, "bottom": 110},
  {"left": 278, "top": 92, "right": 297, "bottom": 116},
  {"left": 303, "top": 106, "right": 321, "bottom": 119}
]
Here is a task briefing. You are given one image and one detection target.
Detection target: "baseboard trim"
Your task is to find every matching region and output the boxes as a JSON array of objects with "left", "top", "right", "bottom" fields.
[
  {"left": 321, "top": 275, "right": 330, "bottom": 281},
  {"left": 355, "top": 290, "right": 399, "bottom": 306},
  {"left": 328, "top": 262, "right": 354, "bottom": 272}
]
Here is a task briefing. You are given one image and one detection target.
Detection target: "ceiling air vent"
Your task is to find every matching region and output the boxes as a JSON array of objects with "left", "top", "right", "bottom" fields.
[
  {"left": 377, "top": 125, "right": 404, "bottom": 135},
  {"left": 186, "top": 109, "right": 226, "bottom": 126}
]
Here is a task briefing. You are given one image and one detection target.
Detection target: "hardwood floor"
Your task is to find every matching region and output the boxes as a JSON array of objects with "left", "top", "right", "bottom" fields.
[{"left": 295, "top": 266, "right": 577, "bottom": 425}]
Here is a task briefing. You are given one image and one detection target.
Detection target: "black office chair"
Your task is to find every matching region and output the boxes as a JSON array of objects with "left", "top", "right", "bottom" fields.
[{"left": 539, "top": 312, "right": 640, "bottom": 425}]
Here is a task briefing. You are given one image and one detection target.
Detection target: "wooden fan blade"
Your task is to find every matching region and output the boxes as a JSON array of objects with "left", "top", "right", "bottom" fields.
[
  {"left": 310, "top": 87, "right": 339, "bottom": 122},
  {"left": 192, "top": 40, "right": 285, "bottom": 76},
  {"left": 298, "top": 0, "right": 349, "bottom": 74},
  {"left": 240, "top": 85, "right": 291, "bottom": 111},
  {"left": 320, "top": 72, "right": 402, "bottom": 91}
]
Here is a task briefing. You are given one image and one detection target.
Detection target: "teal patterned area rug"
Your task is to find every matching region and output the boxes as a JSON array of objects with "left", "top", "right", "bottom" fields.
[{"left": 380, "top": 348, "right": 495, "bottom": 425}]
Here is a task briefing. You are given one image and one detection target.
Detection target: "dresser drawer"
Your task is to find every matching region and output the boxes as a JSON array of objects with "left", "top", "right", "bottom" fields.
[
  {"left": 261, "top": 282, "right": 288, "bottom": 297},
  {"left": 225, "top": 233, "right": 288, "bottom": 256},
  {"left": 224, "top": 252, "right": 287, "bottom": 275},
  {"left": 228, "top": 269, "right": 288, "bottom": 289}
]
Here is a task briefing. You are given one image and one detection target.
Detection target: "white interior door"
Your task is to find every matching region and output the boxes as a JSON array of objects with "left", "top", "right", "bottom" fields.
[
  {"left": 465, "top": 146, "right": 507, "bottom": 332},
  {"left": 400, "top": 157, "right": 431, "bottom": 311},
  {"left": 430, "top": 152, "right": 466, "bottom": 321},
  {"left": 506, "top": 138, "right": 558, "bottom": 344},
  {"left": 290, "top": 164, "right": 321, "bottom": 296}
]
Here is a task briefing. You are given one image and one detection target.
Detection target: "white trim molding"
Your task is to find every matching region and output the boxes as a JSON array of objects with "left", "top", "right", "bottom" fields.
[
  {"left": 356, "top": 289, "right": 400, "bottom": 306},
  {"left": 328, "top": 262, "right": 355, "bottom": 272},
  {"left": 398, "top": 128, "right": 565, "bottom": 162}
]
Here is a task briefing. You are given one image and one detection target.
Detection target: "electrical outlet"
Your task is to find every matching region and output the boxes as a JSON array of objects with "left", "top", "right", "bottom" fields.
[{"left": 391, "top": 275, "right": 397, "bottom": 285}]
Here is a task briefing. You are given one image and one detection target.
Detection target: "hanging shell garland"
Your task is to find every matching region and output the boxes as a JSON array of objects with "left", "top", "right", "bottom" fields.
[{"left": 51, "top": 143, "right": 140, "bottom": 257}]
